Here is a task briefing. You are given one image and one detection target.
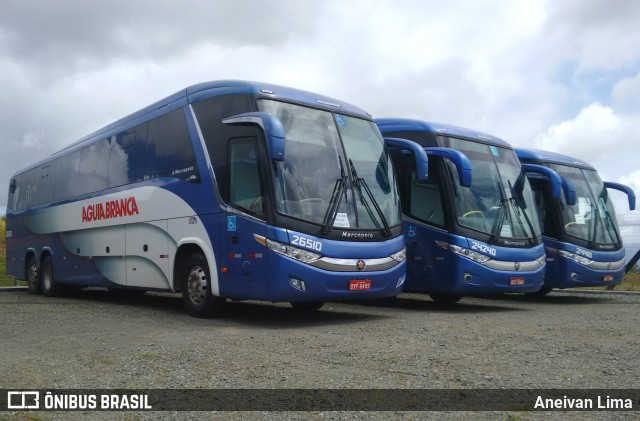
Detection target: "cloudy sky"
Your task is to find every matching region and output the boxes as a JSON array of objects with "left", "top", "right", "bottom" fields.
[{"left": 1, "top": 0, "right": 639, "bottom": 252}]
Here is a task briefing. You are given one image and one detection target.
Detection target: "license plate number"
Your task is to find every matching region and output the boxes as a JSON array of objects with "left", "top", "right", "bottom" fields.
[
  {"left": 349, "top": 279, "right": 372, "bottom": 291},
  {"left": 510, "top": 277, "right": 525, "bottom": 286},
  {"left": 603, "top": 275, "right": 614, "bottom": 282}
]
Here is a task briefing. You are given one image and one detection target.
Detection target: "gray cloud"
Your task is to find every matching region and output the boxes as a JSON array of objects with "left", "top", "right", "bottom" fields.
[
  {"left": 0, "top": 0, "right": 320, "bottom": 84},
  {"left": 1, "top": 0, "right": 640, "bottom": 222}
]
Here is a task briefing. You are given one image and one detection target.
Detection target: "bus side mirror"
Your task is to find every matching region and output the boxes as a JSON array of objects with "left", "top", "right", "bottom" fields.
[
  {"left": 424, "top": 147, "right": 472, "bottom": 187},
  {"left": 9, "top": 178, "right": 17, "bottom": 194},
  {"left": 520, "top": 163, "right": 568, "bottom": 201},
  {"left": 383, "top": 137, "right": 429, "bottom": 181},
  {"left": 223, "top": 112, "right": 285, "bottom": 161},
  {"left": 560, "top": 177, "right": 577, "bottom": 206},
  {"left": 604, "top": 181, "right": 636, "bottom": 211}
]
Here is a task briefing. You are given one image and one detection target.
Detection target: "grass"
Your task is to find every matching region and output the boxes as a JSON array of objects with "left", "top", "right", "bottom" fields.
[
  {"left": 0, "top": 216, "right": 11, "bottom": 287},
  {"left": 603, "top": 271, "right": 640, "bottom": 292}
]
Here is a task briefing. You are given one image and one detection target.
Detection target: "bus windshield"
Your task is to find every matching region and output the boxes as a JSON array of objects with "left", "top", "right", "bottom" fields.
[
  {"left": 439, "top": 137, "right": 541, "bottom": 240},
  {"left": 549, "top": 164, "right": 620, "bottom": 245},
  {"left": 257, "top": 99, "right": 400, "bottom": 231}
]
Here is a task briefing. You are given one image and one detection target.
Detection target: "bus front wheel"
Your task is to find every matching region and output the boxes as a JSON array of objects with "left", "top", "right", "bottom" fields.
[
  {"left": 181, "top": 253, "right": 226, "bottom": 318},
  {"left": 428, "top": 292, "right": 463, "bottom": 304},
  {"left": 40, "top": 256, "right": 57, "bottom": 297},
  {"left": 26, "top": 256, "right": 41, "bottom": 295},
  {"left": 290, "top": 301, "right": 325, "bottom": 311}
]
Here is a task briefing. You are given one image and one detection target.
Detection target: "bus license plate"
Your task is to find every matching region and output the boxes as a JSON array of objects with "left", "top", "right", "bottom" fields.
[
  {"left": 349, "top": 279, "right": 372, "bottom": 291},
  {"left": 603, "top": 275, "right": 614, "bottom": 282},
  {"left": 510, "top": 277, "right": 525, "bottom": 286}
]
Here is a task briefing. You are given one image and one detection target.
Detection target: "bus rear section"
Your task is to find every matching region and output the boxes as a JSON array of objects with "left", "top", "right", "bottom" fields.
[
  {"left": 516, "top": 148, "right": 635, "bottom": 294},
  {"left": 377, "top": 118, "right": 546, "bottom": 303},
  {"left": 5, "top": 80, "right": 406, "bottom": 317}
]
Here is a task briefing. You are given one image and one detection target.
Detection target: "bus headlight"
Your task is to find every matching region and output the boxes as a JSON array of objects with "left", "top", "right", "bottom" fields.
[
  {"left": 448, "top": 244, "right": 492, "bottom": 264},
  {"left": 558, "top": 250, "right": 593, "bottom": 266},
  {"left": 391, "top": 248, "right": 407, "bottom": 262},
  {"left": 255, "top": 235, "right": 322, "bottom": 264}
]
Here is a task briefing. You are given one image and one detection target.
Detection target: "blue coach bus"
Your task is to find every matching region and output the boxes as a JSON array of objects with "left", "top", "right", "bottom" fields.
[
  {"left": 516, "top": 148, "right": 636, "bottom": 294},
  {"left": 376, "top": 119, "right": 554, "bottom": 303},
  {"left": 5, "top": 80, "right": 406, "bottom": 317}
]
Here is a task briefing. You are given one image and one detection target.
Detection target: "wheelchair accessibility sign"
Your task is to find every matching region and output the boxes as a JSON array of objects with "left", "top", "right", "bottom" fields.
[{"left": 227, "top": 215, "right": 237, "bottom": 232}]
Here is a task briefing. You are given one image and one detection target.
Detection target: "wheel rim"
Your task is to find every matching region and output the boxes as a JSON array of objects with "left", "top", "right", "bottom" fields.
[
  {"left": 43, "top": 264, "right": 52, "bottom": 290},
  {"left": 28, "top": 263, "right": 38, "bottom": 288},
  {"left": 187, "top": 265, "right": 207, "bottom": 305}
]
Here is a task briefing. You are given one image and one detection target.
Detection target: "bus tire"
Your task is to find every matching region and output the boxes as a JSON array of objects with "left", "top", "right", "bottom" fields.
[
  {"left": 428, "top": 292, "right": 463, "bottom": 304},
  {"left": 290, "top": 301, "right": 325, "bottom": 311},
  {"left": 181, "top": 253, "right": 226, "bottom": 318},
  {"left": 525, "top": 287, "right": 553, "bottom": 297},
  {"left": 40, "top": 255, "right": 57, "bottom": 297},
  {"left": 26, "top": 256, "right": 41, "bottom": 295}
]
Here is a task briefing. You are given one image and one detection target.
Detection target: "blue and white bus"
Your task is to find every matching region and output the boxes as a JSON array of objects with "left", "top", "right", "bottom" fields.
[
  {"left": 376, "top": 119, "right": 551, "bottom": 303},
  {"left": 516, "top": 148, "right": 636, "bottom": 294},
  {"left": 5, "top": 80, "right": 406, "bottom": 317}
]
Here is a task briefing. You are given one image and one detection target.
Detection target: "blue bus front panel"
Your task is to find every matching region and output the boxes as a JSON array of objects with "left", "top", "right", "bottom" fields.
[
  {"left": 217, "top": 227, "right": 406, "bottom": 302},
  {"left": 544, "top": 237, "right": 625, "bottom": 289},
  {"left": 405, "top": 224, "right": 545, "bottom": 294}
]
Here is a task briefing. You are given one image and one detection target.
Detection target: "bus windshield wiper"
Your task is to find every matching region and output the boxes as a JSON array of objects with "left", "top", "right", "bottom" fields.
[
  {"left": 507, "top": 180, "right": 536, "bottom": 240},
  {"left": 320, "top": 157, "right": 348, "bottom": 235},
  {"left": 349, "top": 158, "right": 392, "bottom": 237},
  {"left": 489, "top": 181, "right": 508, "bottom": 243}
]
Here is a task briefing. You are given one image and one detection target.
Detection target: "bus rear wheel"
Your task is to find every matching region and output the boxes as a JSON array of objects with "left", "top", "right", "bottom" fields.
[
  {"left": 181, "top": 253, "right": 226, "bottom": 318},
  {"left": 26, "top": 256, "right": 41, "bottom": 295},
  {"left": 428, "top": 292, "right": 463, "bottom": 304},
  {"left": 40, "top": 256, "right": 57, "bottom": 297},
  {"left": 290, "top": 301, "right": 325, "bottom": 311}
]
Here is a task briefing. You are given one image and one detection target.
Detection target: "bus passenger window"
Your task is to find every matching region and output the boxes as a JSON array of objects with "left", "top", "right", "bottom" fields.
[
  {"left": 108, "top": 123, "right": 148, "bottom": 188},
  {"left": 78, "top": 138, "right": 110, "bottom": 195},
  {"left": 228, "top": 138, "right": 264, "bottom": 216},
  {"left": 53, "top": 150, "right": 80, "bottom": 201},
  {"left": 146, "top": 109, "right": 198, "bottom": 180}
]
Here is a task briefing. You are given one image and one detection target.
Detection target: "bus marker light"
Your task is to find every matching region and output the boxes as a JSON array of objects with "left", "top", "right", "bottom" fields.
[
  {"left": 510, "top": 277, "right": 525, "bottom": 286},
  {"left": 349, "top": 279, "right": 372, "bottom": 291},
  {"left": 289, "top": 278, "right": 306, "bottom": 292},
  {"left": 220, "top": 268, "right": 228, "bottom": 273}
]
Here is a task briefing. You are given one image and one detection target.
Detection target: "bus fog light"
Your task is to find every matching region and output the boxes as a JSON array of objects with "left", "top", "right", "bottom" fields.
[
  {"left": 463, "top": 273, "right": 473, "bottom": 283},
  {"left": 289, "top": 277, "right": 306, "bottom": 292},
  {"left": 570, "top": 272, "right": 578, "bottom": 281},
  {"left": 396, "top": 275, "right": 406, "bottom": 288}
]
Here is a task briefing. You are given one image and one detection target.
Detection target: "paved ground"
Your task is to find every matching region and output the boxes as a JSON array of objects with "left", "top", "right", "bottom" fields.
[{"left": 1, "top": 288, "right": 639, "bottom": 419}]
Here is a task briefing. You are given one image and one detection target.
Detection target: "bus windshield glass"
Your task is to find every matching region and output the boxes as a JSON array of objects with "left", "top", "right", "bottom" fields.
[
  {"left": 439, "top": 137, "right": 541, "bottom": 240},
  {"left": 549, "top": 164, "right": 620, "bottom": 245},
  {"left": 258, "top": 99, "right": 400, "bottom": 231}
]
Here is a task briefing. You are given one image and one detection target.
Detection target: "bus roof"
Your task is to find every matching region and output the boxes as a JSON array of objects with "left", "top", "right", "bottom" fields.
[
  {"left": 515, "top": 148, "right": 595, "bottom": 171},
  {"left": 375, "top": 118, "right": 511, "bottom": 148},
  {"left": 12, "top": 80, "right": 371, "bottom": 177}
]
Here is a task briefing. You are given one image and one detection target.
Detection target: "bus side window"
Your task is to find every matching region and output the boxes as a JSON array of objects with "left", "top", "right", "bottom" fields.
[
  {"left": 78, "top": 138, "right": 110, "bottom": 196},
  {"left": 409, "top": 166, "right": 445, "bottom": 227},
  {"left": 53, "top": 149, "right": 80, "bottom": 202},
  {"left": 228, "top": 137, "right": 265, "bottom": 217},
  {"left": 108, "top": 123, "right": 148, "bottom": 188},
  {"left": 35, "top": 163, "right": 55, "bottom": 205},
  {"left": 146, "top": 109, "right": 198, "bottom": 180},
  {"left": 15, "top": 169, "right": 37, "bottom": 212}
]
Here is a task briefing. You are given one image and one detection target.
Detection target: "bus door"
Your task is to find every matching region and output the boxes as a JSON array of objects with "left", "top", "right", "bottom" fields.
[
  {"left": 224, "top": 137, "right": 269, "bottom": 299},
  {"left": 405, "top": 165, "right": 450, "bottom": 291}
]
